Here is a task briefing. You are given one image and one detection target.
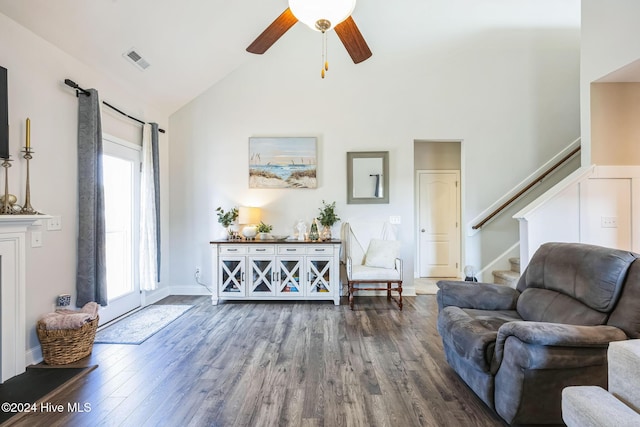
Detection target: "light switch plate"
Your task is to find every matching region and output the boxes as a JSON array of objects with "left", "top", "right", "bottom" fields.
[
  {"left": 601, "top": 216, "right": 618, "bottom": 228},
  {"left": 47, "top": 216, "right": 62, "bottom": 231},
  {"left": 389, "top": 215, "right": 401, "bottom": 225}
]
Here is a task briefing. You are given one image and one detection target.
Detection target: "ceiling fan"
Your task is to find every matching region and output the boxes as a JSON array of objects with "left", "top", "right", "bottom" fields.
[{"left": 246, "top": 0, "right": 372, "bottom": 76}]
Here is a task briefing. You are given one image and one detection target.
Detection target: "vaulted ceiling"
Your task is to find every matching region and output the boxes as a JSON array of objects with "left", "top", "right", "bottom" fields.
[{"left": 0, "top": 0, "right": 582, "bottom": 116}]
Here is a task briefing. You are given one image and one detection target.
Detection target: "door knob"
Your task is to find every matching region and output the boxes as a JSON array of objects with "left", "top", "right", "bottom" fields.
[{"left": 421, "top": 229, "right": 425, "bottom": 232}]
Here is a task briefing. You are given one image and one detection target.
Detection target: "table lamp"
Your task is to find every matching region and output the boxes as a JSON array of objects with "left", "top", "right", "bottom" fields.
[{"left": 238, "top": 206, "right": 261, "bottom": 240}]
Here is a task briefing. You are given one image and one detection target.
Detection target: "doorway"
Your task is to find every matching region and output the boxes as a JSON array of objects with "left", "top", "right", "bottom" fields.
[
  {"left": 98, "top": 135, "right": 141, "bottom": 324},
  {"left": 414, "top": 140, "right": 461, "bottom": 278}
]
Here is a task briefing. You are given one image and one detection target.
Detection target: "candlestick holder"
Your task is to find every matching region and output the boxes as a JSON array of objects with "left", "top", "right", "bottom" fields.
[
  {"left": 20, "top": 147, "right": 38, "bottom": 215},
  {"left": 0, "top": 157, "right": 15, "bottom": 215}
]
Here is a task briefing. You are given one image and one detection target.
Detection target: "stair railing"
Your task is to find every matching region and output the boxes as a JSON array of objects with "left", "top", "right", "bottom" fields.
[{"left": 472, "top": 145, "right": 581, "bottom": 230}]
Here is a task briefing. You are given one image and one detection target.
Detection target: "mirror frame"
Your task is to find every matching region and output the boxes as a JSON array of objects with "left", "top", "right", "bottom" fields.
[{"left": 347, "top": 151, "right": 389, "bottom": 204}]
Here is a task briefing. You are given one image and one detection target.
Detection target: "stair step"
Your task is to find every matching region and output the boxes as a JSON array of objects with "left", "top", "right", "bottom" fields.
[
  {"left": 492, "top": 270, "right": 520, "bottom": 286},
  {"left": 509, "top": 257, "right": 520, "bottom": 273}
]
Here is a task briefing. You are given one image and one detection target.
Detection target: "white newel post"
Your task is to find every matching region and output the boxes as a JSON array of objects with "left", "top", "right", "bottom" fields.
[{"left": 0, "top": 216, "right": 43, "bottom": 383}]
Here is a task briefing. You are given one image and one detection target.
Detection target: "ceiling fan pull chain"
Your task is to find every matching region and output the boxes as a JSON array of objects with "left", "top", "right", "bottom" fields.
[
  {"left": 324, "top": 30, "right": 329, "bottom": 73},
  {"left": 321, "top": 30, "right": 327, "bottom": 79}
]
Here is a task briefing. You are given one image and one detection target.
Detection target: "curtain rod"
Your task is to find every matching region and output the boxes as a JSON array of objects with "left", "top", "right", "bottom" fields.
[{"left": 64, "top": 79, "right": 166, "bottom": 133}]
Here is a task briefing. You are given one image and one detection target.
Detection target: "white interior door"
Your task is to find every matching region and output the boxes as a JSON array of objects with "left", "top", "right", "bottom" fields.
[
  {"left": 418, "top": 170, "right": 460, "bottom": 277},
  {"left": 99, "top": 135, "right": 141, "bottom": 324}
]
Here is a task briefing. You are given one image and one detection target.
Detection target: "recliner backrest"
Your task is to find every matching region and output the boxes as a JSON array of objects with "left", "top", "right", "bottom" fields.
[
  {"left": 515, "top": 242, "right": 637, "bottom": 325},
  {"left": 607, "top": 259, "right": 640, "bottom": 338}
]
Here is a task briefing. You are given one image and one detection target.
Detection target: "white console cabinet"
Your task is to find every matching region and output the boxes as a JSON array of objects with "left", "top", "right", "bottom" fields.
[{"left": 210, "top": 240, "right": 342, "bottom": 305}]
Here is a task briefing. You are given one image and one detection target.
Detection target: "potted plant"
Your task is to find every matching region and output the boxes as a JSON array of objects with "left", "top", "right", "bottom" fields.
[
  {"left": 317, "top": 200, "right": 340, "bottom": 240},
  {"left": 216, "top": 206, "right": 239, "bottom": 239},
  {"left": 256, "top": 221, "right": 273, "bottom": 240}
]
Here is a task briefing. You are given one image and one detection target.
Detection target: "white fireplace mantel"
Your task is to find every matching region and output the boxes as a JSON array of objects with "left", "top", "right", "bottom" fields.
[{"left": 0, "top": 215, "right": 48, "bottom": 383}]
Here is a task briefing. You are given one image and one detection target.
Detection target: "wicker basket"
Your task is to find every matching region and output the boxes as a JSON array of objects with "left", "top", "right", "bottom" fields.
[{"left": 37, "top": 316, "right": 99, "bottom": 365}]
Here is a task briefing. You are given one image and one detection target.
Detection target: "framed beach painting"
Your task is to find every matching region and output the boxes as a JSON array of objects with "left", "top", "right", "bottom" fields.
[{"left": 249, "top": 137, "right": 317, "bottom": 189}]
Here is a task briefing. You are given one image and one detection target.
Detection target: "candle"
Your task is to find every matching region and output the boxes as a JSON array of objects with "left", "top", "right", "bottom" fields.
[
  {"left": 0, "top": 66, "right": 8, "bottom": 159},
  {"left": 26, "top": 118, "right": 30, "bottom": 149}
]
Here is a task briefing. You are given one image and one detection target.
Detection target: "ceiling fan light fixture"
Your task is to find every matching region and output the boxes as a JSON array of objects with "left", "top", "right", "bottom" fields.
[{"left": 289, "top": 0, "right": 356, "bottom": 32}]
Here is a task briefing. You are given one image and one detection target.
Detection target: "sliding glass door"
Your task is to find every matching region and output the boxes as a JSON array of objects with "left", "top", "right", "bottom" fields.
[{"left": 99, "top": 135, "right": 141, "bottom": 324}]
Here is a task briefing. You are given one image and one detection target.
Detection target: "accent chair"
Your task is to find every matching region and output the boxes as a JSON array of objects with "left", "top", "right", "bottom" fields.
[{"left": 342, "top": 222, "right": 403, "bottom": 310}]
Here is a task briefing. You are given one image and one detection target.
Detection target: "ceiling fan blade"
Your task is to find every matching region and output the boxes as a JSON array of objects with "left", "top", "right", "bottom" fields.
[
  {"left": 334, "top": 16, "right": 372, "bottom": 64},
  {"left": 246, "top": 8, "right": 298, "bottom": 54}
]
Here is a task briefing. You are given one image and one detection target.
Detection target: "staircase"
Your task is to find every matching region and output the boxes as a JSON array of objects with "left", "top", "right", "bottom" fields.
[{"left": 492, "top": 257, "right": 520, "bottom": 287}]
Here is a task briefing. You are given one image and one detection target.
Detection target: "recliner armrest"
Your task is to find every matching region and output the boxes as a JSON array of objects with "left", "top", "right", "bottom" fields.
[
  {"left": 436, "top": 280, "right": 520, "bottom": 311},
  {"left": 497, "top": 321, "right": 628, "bottom": 348},
  {"left": 492, "top": 321, "right": 628, "bottom": 373}
]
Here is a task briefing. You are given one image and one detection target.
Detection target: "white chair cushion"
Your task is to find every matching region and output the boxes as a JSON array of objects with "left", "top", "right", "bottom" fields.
[
  {"left": 364, "top": 239, "right": 400, "bottom": 269},
  {"left": 350, "top": 264, "right": 401, "bottom": 281}
]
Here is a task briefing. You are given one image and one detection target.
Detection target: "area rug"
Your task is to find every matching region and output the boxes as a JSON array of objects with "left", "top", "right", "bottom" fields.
[
  {"left": 94, "top": 305, "right": 193, "bottom": 345},
  {"left": 0, "top": 364, "right": 97, "bottom": 424}
]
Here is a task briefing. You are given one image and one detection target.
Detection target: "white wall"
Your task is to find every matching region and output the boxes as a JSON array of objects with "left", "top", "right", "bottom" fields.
[
  {"left": 581, "top": 0, "right": 640, "bottom": 165},
  {"left": 0, "top": 13, "right": 170, "bottom": 358},
  {"left": 581, "top": 177, "right": 632, "bottom": 249},
  {"left": 169, "top": 1, "right": 581, "bottom": 292}
]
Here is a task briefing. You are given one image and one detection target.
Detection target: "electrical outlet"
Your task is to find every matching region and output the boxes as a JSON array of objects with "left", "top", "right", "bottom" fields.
[{"left": 31, "top": 231, "right": 43, "bottom": 247}]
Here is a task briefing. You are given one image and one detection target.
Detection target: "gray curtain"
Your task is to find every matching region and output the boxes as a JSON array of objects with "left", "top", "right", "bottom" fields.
[
  {"left": 76, "top": 89, "right": 107, "bottom": 307},
  {"left": 150, "top": 122, "right": 161, "bottom": 281}
]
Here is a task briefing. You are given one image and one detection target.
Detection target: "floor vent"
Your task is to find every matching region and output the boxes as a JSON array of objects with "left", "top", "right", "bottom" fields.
[{"left": 123, "top": 48, "right": 151, "bottom": 70}]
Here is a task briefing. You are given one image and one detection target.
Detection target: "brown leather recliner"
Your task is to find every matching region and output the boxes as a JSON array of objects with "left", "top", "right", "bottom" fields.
[{"left": 436, "top": 242, "right": 640, "bottom": 425}]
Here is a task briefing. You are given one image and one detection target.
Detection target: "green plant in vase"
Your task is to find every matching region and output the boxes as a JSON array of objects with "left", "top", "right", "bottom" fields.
[
  {"left": 216, "top": 206, "right": 239, "bottom": 239},
  {"left": 256, "top": 221, "right": 273, "bottom": 239},
  {"left": 317, "top": 200, "right": 340, "bottom": 240}
]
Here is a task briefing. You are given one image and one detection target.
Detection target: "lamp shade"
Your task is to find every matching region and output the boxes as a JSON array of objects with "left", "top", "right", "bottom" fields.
[
  {"left": 238, "top": 206, "right": 261, "bottom": 225},
  {"left": 289, "top": 0, "right": 356, "bottom": 32}
]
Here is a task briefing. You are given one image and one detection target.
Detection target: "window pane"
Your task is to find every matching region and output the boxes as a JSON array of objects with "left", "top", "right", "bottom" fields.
[{"left": 103, "top": 154, "right": 134, "bottom": 300}]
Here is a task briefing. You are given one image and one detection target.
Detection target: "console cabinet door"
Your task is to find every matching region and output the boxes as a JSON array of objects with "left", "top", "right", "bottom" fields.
[
  {"left": 248, "top": 257, "right": 276, "bottom": 296},
  {"left": 219, "top": 256, "right": 246, "bottom": 296},
  {"left": 276, "top": 256, "right": 303, "bottom": 296},
  {"left": 306, "top": 257, "right": 334, "bottom": 296}
]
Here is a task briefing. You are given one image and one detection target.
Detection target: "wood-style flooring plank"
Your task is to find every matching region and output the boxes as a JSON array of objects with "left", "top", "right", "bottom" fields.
[{"left": 9, "top": 295, "right": 507, "bottom": 427}]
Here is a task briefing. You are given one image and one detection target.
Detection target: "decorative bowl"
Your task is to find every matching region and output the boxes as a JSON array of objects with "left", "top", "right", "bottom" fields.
[{"left": 270, "top": 234, "right": 289, "bottom": 241}]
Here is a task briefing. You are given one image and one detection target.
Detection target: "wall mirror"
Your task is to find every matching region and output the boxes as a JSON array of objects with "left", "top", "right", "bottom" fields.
[{"left": 347, "top": 151, "right": 389, "bottom": 204}]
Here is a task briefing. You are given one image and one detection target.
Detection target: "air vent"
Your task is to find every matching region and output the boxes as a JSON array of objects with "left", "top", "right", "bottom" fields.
[{"left": 123, "top": 48, "right": 151, "bottom": 71}]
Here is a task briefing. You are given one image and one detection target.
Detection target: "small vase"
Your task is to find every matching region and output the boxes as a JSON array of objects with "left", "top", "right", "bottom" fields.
[
  {"left": 321, "top": 225, "right": 332, "bottom": 241},
  {"left": 309, "top": 219, "right": 320, "bottom": 241}
]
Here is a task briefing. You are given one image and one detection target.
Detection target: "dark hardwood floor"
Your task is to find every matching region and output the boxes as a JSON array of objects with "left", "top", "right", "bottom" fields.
[{"left": 11, "top": 295, "right": 507, "bottom": 427}]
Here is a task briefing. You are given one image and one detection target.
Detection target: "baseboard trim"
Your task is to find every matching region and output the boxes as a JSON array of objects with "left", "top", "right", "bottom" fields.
[
  {"left": 25, "top": 346, "right": 43, "bottom": 366},
  {"left": 142, "top": 287, "right": 171, "bottom": 305},
  {"left": 168, "top": 285, "right": 212, "bottom": 296}
]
